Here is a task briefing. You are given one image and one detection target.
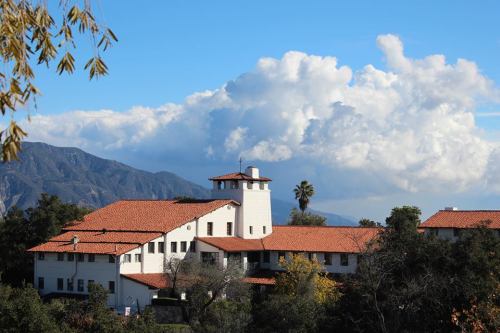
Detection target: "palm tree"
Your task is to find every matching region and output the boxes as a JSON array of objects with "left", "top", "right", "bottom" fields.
[{"left": 293, "top": 180, "right": 315, "bottom": 213}]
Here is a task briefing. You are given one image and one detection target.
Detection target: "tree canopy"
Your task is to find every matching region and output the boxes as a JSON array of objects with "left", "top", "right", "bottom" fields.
[
  {"left": 333, "top": 206, "right": 500, "bottom": 333},
  {"left": 0, "top": 193, "right": 91, "bottom": 286},
  {"left": 287, "top": 208, "right": 327, "bottom": 226}
]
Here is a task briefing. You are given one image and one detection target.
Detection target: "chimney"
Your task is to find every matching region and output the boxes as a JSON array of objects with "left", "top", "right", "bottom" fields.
[
  {"left": 245, "top": 166, "right": 259, "bottom": 179},
  {"left": 444, "top": 207, "right": 458, "bottom": 211},
  {"left": 71, "top": 235, "right": 79, "bottom": 250}
]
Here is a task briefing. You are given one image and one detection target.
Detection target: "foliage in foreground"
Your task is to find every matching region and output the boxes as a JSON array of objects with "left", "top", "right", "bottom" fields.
[
  {"left": 0, "top": 0, "right": 117, "bottom": 161},
  {"left": 331, "top": 206, "right": 500, "bottom": 333},
  {"left": 0, "top": 283, "right": 159, "bottom": 333}
]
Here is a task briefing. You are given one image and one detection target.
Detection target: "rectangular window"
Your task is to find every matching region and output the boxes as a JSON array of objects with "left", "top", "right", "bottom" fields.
[
  {"left": 278, "top": 252, "right": 286, "bottom": 261},
  {"left": 88, "top": 254, "right": 95, "bottom": 262},
  {"left": 108, "top": 281, "right": 115, "bottom": 294},
  {"left": 263, "top": 251, "right": 270, "bottom": 263},
  {"left": 67, "top": 278, "right": 74, "bottom": 291},
  {"left": 308, "top": 253, "right": 314, "bottom": 261},
  {"left": 135, "top": 254, "right": 142, "bottom": 262},
  {"left": 171, "top": 242, "right": 177, "bottom": 253},
  {"left": 190, "top": 241, "right": 196, "bottom": 252},
  {"left": 77, "top": 253, "right": 85, "bottom": 262},
  {"left": 324, "top": 253, "right": 332, "bottom": 265},
  {"left": 38, "top": 277, "right": 44, "bottom": 289},
  {"left": 207, "top": 222, "right": 213, "bottom": 236},
  {"left": 249, "top": 226, "right": 253, "bottom": 235},
  {"left": 158, "top": 242, "right": 165, "bottom": 253},
  {"left": 67, "top": 253, "right": 74, "bottom": 261},
  {"left": 108, "top": 255, "right": 115, "bottom": 263},
  {"left": 227, "top": 222, "right": 233, "bottom": 236},
  {"left": 357, "top": 255, "right": 362, "bottom": 265},
  {"left": 340, "top": 254, "right": 349, "bottom": 266},
  {"left": 181, "top": 241, "right": 187, "bottom": 253},
  {"left": 263, "top": 226, "right": 267, "bottom": 234},
  {"left": 77, "top": 279, "right": 84, "bottom": 292},
  {"left": 201, "top": 252, "right": 219, "bottom": 265},
  {"left": 88, "top": 280, "right": 94, "bottom": 290},
  {"left": 453, "top": 228, "right": 461, "bottom": 237},
  {"left": 38, "top": 252, "right": 45, "bottom": 260},
  {"left": 124, "top": 254, "right": 131, "bottom": 263},
  {"left": 57, "top": 253, "right": 64, "bottom": 261},
  {"left": 148, "top": 242, "right": 155, "bottom": 253},
  {"left": 57, "top": 278, "right": 64, "bottom": 291}
]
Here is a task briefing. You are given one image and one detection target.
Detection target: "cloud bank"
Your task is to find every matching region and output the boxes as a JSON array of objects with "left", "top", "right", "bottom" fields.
[{"left": 25, "top": 34, "right": 500, "bottom": 194}]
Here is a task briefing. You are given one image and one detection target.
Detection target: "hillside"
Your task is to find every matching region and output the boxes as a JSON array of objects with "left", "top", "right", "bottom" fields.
[{"left": 0, "top": 142, "right": 354, "bottom": 225}]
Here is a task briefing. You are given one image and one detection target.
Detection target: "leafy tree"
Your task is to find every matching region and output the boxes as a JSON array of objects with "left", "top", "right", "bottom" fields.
[
  {"left": 358, "top": 218, "right": 382, "bottom": 227},
  {"left": 0, "top": 193, "right": 90, "bottom": 286},
  {"left": 0, "top": 283, "right": 59, "bottom": 333},
  {"left": 165, "top": 257, "right": 250, "bottom": 331},
  {"left": 254, "top": 254, "right": 339, "bottom": 333},
  {"left": 384, "top": 205, "right": 421, "bottom": 233},
  {"left": 198, "top": 299, "right": 252, "bottom": 333},
  {"left": 254, "top": 293, "right": 322, "bottom": 333},
  {"left": 0, "top": 0, "right": 117, "bottom": 161},
  {"left": 287, "top": 207, "right": 326, "bottom": 226},
  {"left": 333, "top": 207, "right": 500, "bottom": 333},
  {"left": 275, "top": 253, "right": 340, "bottom": 305},
  {"left": 293, "top": 180, "right": 315, "bottom": 213}
]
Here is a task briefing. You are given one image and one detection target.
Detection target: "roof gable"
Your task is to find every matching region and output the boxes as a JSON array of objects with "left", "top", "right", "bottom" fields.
[{"left": 209, "top": 172, "right": 272, "bottom": 182}]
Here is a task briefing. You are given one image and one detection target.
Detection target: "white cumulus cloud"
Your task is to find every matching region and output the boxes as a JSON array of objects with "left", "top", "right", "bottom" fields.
[{"left": 24, "top": 34, "right": 500, "bottom": 194}]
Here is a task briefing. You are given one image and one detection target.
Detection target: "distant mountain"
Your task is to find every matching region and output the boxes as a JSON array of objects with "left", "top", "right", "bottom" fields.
[
  {"left": 0, "top": 142, "right": 210, "bottom": 212},
  {"left": 0, "top": 142, "right": 355, "bottom": 226}
]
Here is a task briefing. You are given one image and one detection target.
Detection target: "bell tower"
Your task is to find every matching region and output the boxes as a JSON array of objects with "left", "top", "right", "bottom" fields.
[{"left": 210, "top": 166, "right": 272, "bottom": 239}]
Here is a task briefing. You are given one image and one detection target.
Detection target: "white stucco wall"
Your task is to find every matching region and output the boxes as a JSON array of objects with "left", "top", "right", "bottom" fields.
[
  {"left": 120, "top": 204, "right": 237, "bottom": 275},
  {"left": 260, "top": 251, "right": 358, "bottom": 274},
  {"left": 197, "top": 203, "right": 238, "bottom": 237},
  {"left": 120, "top": 277, "right": 158, "bottom": 310},
  {"left": 34, "top": 253, "right": 119, "bottom": 307},
  {"left": 211, "top": 181, "right": 272, "bottom": 239}
]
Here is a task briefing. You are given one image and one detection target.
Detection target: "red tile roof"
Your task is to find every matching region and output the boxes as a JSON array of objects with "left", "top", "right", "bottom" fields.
[
  {"left": 122, "top": 273, "right": 169, "bottom": 289},
  {"left": 242, "top": 270, "right": 276, "bottom": 285},
  {"left": 209, "top": 172, "right": 272, "bottom": 182},
  {"left": 29, "top": 199, "right": 237, "bottom": 255},
  {"left": 195, "top": 237, "right": 264, "bottom": 252},
  {"left": 64, "top": 199, "right": 238, "bottom": 233},
  {"left": 28, "top": 231, "right": 162, "bottom": 254},
  {"left": 422, "top": 210, "right": 500, "bottom": 229},
  {"left": 50, "top": 231, "right": 162, "bottom": 244},
  {"left": 261, "top": 226, "right": 380, "bottom": 253},
  {"left": 196, "top": 226, "right": 381, "bottom": 253},
  {"left": 28, "top": 242, "right": 137, "bottom": 255}
]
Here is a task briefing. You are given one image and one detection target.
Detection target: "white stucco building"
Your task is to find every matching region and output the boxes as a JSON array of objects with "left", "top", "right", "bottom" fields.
[
  {"left": 28, "top": 166, "right": 378, "bottom": 311},
  {"left": 420, "top": 207, "right": 500, "bottom": 241}
]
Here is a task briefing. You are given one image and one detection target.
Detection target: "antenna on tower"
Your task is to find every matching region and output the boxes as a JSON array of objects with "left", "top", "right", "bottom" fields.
[{"left": 239, "top": 157, "right": 243, "bottom": 173}]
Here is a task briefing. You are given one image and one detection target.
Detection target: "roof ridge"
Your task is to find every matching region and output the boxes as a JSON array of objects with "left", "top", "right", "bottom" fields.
[
  {"left": 272, "top": 225, "right": 381, "bottom": 229},
  {"left": 438, "top": 209, "right": 500, "bottom": 212}
]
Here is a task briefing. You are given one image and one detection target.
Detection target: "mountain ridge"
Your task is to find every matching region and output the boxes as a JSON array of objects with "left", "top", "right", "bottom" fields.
[{"left": 0, "top": 142, "right": 355, "bottom": 225}]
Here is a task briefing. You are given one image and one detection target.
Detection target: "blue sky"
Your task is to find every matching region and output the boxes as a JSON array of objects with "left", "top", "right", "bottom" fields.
[
  {"left": 23, "top": 1, "right": 500, "bottom": 222},
  {"left": 35, "top": 1, "right": 499, "bottom": 115}
]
